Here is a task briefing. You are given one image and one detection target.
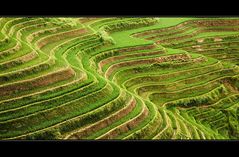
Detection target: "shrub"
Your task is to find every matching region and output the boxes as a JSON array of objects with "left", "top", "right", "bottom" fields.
[
  {"left": 102, "top": 18, "right": 159, "bottom": 33},
  {"left": 97, "top": 28, "right": 115, "bottom": 45},
  {"left": 166, "top": 85, "right": 228, "bottom": 108},
  {"left": 25, "top": 128, "right": 61, "bottom": 140}
]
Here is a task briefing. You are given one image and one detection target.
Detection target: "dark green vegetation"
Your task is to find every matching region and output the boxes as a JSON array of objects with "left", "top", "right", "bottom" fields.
[{"left": 0, "top": 17, "right": 238, "bottom": 140}]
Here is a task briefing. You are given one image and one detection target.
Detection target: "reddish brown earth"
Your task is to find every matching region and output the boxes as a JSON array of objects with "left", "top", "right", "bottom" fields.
[
  {"left": 79, "top": 18, "right": 98, "bottom": 24},
  {"left": 105, "top": 54, "right": 191, "bottom": 78},
  {"left": 0, "top": 51, "right": 37, "bottom": 70},
  {"left": 37, "top": 28, "right": 88, "bottom": 49},
  {"left": 117, "top": 44, "right": 156, "bottom": 53},
  {"left": 0, "top": 68, "right": 75, "bottom": 96},
  {"left": 98, "top": 50, "right": 164, "bottom": 71},
  {"left": 98, "top": 105, "right": 149, "bottom": 139},
  {"left": 68, "top": 98, "right": 137, "bottom": 139}
]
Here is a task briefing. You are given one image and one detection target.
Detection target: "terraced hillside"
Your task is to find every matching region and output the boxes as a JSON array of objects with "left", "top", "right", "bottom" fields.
[{"left": 0, "top": 17, "right": 238, "bottom": 140}]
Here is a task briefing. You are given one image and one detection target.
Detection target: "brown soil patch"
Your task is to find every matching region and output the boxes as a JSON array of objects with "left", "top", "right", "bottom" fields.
[
  {"left": 105, "top": 54, "right": 190, "bottom": 78},
  {"left": 214, "top": 38, "right": 223, "bottom": 42},
  {"left": 194, "top": 20, "right": 239, "bottom": 27},
  {"left": 117, "top": 44, "right": 156, "bottom": 53},
  {"left": 0, "top": 68, "right": 75, "bottom": 97},
  {"left": 27, "top": 27, "right": 61, "bottom": 43},
  {"left": 135, "top": 19, "right": 239, "bottom": 42},
  {"left": 145, "top": 27, "right": 193, "bottom": 40},
  {"left": 156, "top": 29, "right": 232, "bottom": 44},
  {"left": 98, "top": 105, "right": 149, "bottom": 139},
  {"left": 98, "top": 50, "right": 164, "bottom": 71},
  {"left": 37, "top": 28, "right": 88, "bottom": 49},
  {"left": 197, "top": 38, "right": 204, "bottom": 43},
  {"left": 79, "top": 18, "right": 98, "bottom": 24},
  {"left": 184, "top": 41, "right": 238, "bottom": 51},
  {"left": 156, "top": 29, "right": 208, "bottom": 44},
  {"left": 0, "top": 51, "right": 37, "bottom": 69},
  {"left": 67, "top": 98, "right": 137, "bottom": 139}
]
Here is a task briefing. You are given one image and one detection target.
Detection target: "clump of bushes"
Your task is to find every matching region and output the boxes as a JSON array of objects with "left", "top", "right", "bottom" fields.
[
  {"left": 98, "top": 28, "right": 115, "bottom": 45},
  {"left": 56, "top": 95, "right": 128, "bottom": 136},
  {"left": 49, "top": 18, "right": 80, "bottom": 27},
  {"left": 166, "top": 85, "right": 228, "bottom": 108},
  {"left": 94, "top": 50, "right": 119, "bottom": 63},
  {"left": 0, "top": 38, "right": 10, "bottom": 48},
  {"left": 0, "top": 63, "right": 50, "bottom": 84},
  {"left": 25, "top": 128, "right": 62, "bottom": 140},
  {"left": 225, "top": 109, "right": 239, "bottom": 139},
  {"left": 228, "top": 75, "right": 239, "bottom": 89},
  {"left": 103, "top": 18, "right": 159, "bottom": 33}
]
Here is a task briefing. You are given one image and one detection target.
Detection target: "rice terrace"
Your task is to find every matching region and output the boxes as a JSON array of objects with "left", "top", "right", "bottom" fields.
[{"left": 0, "top": 17, "right": 239, "bottom": 140}]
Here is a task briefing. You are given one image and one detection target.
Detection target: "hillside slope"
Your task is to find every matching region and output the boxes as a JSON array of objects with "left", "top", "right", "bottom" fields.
[{"left": 0, "top": 17, "right": 238, "bottom": 140}]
